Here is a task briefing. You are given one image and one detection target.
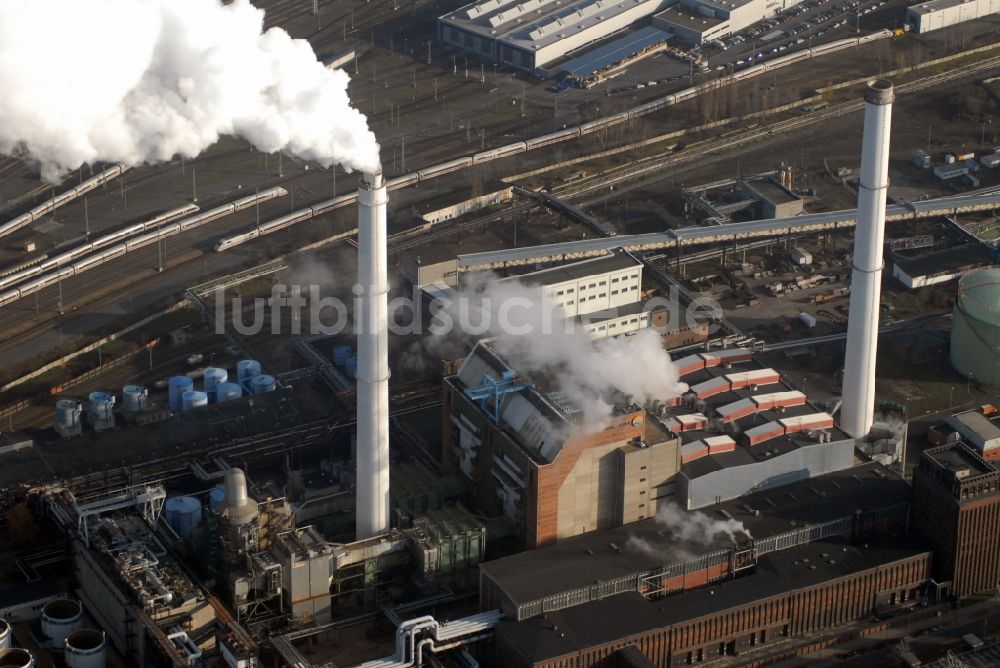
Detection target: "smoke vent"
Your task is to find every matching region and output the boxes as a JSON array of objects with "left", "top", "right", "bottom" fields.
[
  {"left": 217, "top": 468, "right": 258, "bottom": 525},
  {"left": 841, "top": 80, "right": 894, "bottom": 438}
]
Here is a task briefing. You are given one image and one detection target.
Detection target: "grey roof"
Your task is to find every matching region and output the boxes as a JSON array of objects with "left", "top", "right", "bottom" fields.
[
  {"left": 480, "top": 462, "right": 909, "bottom": 608},
  {"left": 893, "top": 244, "right": 994, "bottom": 279},
  {"left": 496, "top": 536, "right": 932, "bottom": 662},
  {"left": 745, "top": 178, "right": 801, "bottom": 205},
  {"left": 508, "top": 247, "right": 641, "bottom": 287},
  {"left": 948, "top": 410, "right": 1000, "bottom": 443},
  {"left": 925, "top": 443, "right": 996, "bottom": 479},
  {"left": 561, "top": 27, "right": 672, "bottom": 79}
]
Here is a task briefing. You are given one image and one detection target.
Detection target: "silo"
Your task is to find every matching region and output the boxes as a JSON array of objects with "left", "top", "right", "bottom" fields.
[
  {"left": 345, "top": 356, "right": 358, "bottom": 379},
  {"left": 86, "top": 392, "right": 115, "bottom": 431},
  {"left": 54, "top": 399, "right": 83, "bottom": 438},
  {"left": 64, "top": 629, "right": 106, "bottom": 668},
  {"left": 202, "top": 367, "right": 228, "bottom": 402},
  {"left": 333, "top": 345, "right": 353, "bottom": 366},
  {"left": 951, "top": 267, "right": 1000, "bottom": 386},
  {"left": 216, "top": 382, "right": 243, "bottom": 402},
  {"left": 63, "top": 629, "right": 108, "bottom": 668},
  {"left": 165, "top": 497, "right": 202, "bottom": 538},
  {"left": 168, "top": 376, "right": 194, "bottom": 412},
  {"left": 236, "top": 359, "right": 262, "bottom": 389},
  {"left": 181, "top": 391, "right": 208, "bottom": 411},
  {"left": 121, "top": 385, "right": 147, "bottom": 421},
  {"left": 209, "top": 484, "right": 226, "bottom": 512},
  {"left": 0, "top": 648, "right": 34, "bottom": 668},
  {"left": 251, "top": 375, "right": 276, "bottom": 394},
  {"left": 0, "top": 619, "right": 9, "bottom": 649},
  {"left": 41, "top": 599, "right": 82, "bottom": 648}
]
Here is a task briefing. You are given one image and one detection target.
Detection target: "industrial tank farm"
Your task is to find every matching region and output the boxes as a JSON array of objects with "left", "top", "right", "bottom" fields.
[{"left": 952, "top": 267, "right": 1000, "bottom": 386}]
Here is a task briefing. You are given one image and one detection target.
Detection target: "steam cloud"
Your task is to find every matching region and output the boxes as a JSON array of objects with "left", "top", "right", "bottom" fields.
[
  {"left": 626, "top": 504, "right": 751, "bottom": 561},
  {"left": 442, "top": 273, "right": 688, "bottom": 430},
  {"left": 0, "top": 0, "right": 379, "bottom": 181}
]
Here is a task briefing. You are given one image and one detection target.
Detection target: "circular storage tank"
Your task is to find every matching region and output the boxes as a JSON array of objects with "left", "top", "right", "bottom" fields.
[
  {"left": 209, "top": 484, "right": 226, "bottom": 512},
  {"left": 236, "top": 359, "right": 262, "bottom": 385},
  {"left": 64, "top": 629, "right": 106, "bottom": 668},
  {"left": 121, "top": 385, "right": 146, "bottom": 415},
  {"left": 333, "top": 345, "right": 353, "bottom": 366},
  {"left": 168, "top": 376, "right": 194, "bottom": 412},
  {"left": 216, "top": 382, "right": 242, "bottom": 402},
  {"left": 251, "top": 375, "right": 276, "bottom": 395},
  {"left": 202, "top": 367, "right": 228, "bottom": 401},
  {"left": 345, "top": 356, "right": 358, "bottom": 379},
  {"left": 55, "top": 399, "right": 81, "bottom": 429},
  {"left": 952, "top": 267, "right": 1000, "bottom": 386},
  {"left": 87, "top": 392, "right": 114, "bottom": 422},
  {"left": 165, "top": 496, "right": 202, "bottom": 539},
  {"left": 41, "top": 599, "right": 82, "bottom": 648},
  {"left": 0, "top": 648, "right": 34, "bottom": 668},
  {"left": 0, "top": 619, "right": 10, "bottom": 649},
  {"left": 181, "top": 390, "right": 208, "bottom": 411}
]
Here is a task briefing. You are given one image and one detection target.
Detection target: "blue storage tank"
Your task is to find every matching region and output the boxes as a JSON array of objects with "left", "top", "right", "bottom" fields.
[
  {"left": 333, "top": 345, "right": 353, "bottom": 366},
  {"left": 251, "top": 375, "right": 276, "bottom": 394},
  {"left": 202, "top": 368, "right": 228, "bottom": 401},
  {"left": 209, "top": 485, "right": 225, "bottom": 512},
  {"left": 216, "top": 382, "right": 242, "bottom": 402},
  {"left": 168, "top": 376, "right": 194, "bottom": 412},
  {"left": 165, "top": 496, "right": 202, "bottom": 539},
  {"left": 345, "top": 356, "right": 358, "bottom": 379},
  {"left": 181, "top": 390, "right": 208, "bottom": 411},
  {"left": 236, "top": 359, "right": 262, "bottom": 384}
]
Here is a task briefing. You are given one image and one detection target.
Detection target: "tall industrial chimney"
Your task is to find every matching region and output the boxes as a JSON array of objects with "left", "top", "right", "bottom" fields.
[
  {"left": 841, "top": 80, "right": 893, "bottom": 439},
  {"left": 356, "top": 169, "right": 390, "bottom": 539}
]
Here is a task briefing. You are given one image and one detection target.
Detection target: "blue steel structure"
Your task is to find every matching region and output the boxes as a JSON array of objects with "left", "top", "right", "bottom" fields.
[{"left": 464, "top": 371, "right": 534, "bottom": 425}]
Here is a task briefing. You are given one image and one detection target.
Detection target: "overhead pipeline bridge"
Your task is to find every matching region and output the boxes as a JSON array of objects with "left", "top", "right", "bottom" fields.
[{"left": 457, "top": 192, "right": 1000, "bottom": 270}]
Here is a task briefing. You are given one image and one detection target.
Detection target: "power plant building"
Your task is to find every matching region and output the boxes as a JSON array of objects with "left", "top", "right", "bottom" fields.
[
  {"left": 911, "top": 443, "right": 1000, "bottom": 597},
  {"left": 907, "top": 0, "right": 1000, "bottom": 33},
  {"left": 653, "top": 0, "right": 804, "bottom": 45}
]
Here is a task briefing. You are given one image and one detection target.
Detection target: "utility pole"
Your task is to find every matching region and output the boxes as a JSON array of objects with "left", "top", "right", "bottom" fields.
[
  {"left": 312, "top": 0, "right": 318, "bottom": 13},
  {"left": 426, "top": 41, "right": 432, "bottom": 65},
  {"left": 452, "top": 55, "right": 457, "bottom": 74},
  {"left": 192, "top": 168, "right": 197, "bottom": 202},
  {"left": 434, "top": 78, "right": 438, "bottom": 100},
  {"left": 278, "top": 153, "right": 283, "bottom": 177},
  {"left": 401, "top": 136, "right": 406, "bottom": 172},
  {"left": 84, "top": 197, "right": 89, "bottom": 236},
  {"left": 480, "top": 64, "right": 485, "bottom": 83}
]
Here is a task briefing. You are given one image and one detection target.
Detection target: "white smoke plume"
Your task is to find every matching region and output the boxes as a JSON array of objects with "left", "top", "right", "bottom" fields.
[
  {"left": 626, "top": 504, "right": 751, "bottom": 561},
  {"left": 0, "top": 0, "right": 379, "bottom": 181},
  {"left": 440, "top": 273, "right": 687, "bottom": 430}
]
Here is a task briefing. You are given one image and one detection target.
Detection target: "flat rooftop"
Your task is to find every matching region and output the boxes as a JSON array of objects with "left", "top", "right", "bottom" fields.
[
  {"left": 745, "top": 178, "right": 801, "bottom": 205},
  {"left": 925, "top": 443, "right": 996, "bottom": 479},
  {"left": 654, "top": 5, "right": 727, "bottom": 32},
  {"left": 497, "top": 536, "right": 931, "bottom": 662},
  {"left": 894, "top": 244, "right": 994, "bottom": 279},
  {"left": 949, "top": 410, "right": 1000, "bottom": 442},
  {"left": 508, "top": 247, "right": 641, "bottom": 287},
  {"left": 480, "top": 462, "right": 908, "bottom": 609},
  {"left": 560, "top": 26, "right": 671, "bottom": 79},
  {"left": 908, "top": 0, "right": 976, "bottom": 14}
]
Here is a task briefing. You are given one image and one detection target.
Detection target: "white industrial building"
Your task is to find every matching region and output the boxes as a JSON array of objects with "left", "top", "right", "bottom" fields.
[
  {"left": 438, "top": 0, "right": 807, "bottom": 67},
  {"left": 907, "top": 0, "right": 1000, "bottom": 32},
  {"left": 438, "top": 0, "right": 673, "bottom": 72},
  {"left": 654, "top": 0, "right": 801, "bottom": 45}
]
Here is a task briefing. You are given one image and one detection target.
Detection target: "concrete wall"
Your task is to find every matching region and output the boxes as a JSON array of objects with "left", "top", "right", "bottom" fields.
[
  {"left": 617, "top": 438, "right": 681, "bottom": 524},
  {"left": 681, "top": 438, "right": 855, "bottom": 509}
]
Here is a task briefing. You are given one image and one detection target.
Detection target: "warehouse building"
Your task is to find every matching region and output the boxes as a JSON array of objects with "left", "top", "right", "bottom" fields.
[
  {"left": 907, "top": 0, "right": 1000, "bottom": 33},
  {"left": 947, "top": 409, "right": 1000, "bottom": 460},
  {"left": 437, "top": 0, "right": 674, "bottom": 72},
  {"left": 741, "top": 177, "right": 804, "bottom": 218},
  {"left": 891, "top": 244, "right": 994, "bottom": 289},
  {"left": 912, "top": 442, "right": 1000, "bottom": 597}
]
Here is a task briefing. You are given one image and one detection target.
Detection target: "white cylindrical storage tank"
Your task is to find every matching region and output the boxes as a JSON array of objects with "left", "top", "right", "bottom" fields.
[
  {"left": 165, "top": 496, "right": 202, "bottom": 539},
  {"left": 55, "top": 399, "right": 81, "bottom": 429},
  {"left": 209, "top": 484, "right": 226, "bottom": 512},
  {"left": 236, "top": 359, "right": 262, "bottom": 385},
  {"left": 0, "top": 619, "right": 9, "bottom": 650},
  {"left": 202, "top": 367, "right": 227, "bottom": 401},
  {"left": 181, "top": 390, "right": 208, "bottom": 411},
  {"left": 41, "top": 599, "right": 83, "bottom": 648},
  {"left": 121, "top": 384, "right": 147, "bottom": 416},
  {"left": 65, "top": 629, "right": 106, "bottom": 668},
  {"left": 87, "top": 392, "right": 114, "bottom": 423},
  {"left": 216, "top": 382, "right": 242, "bottom": 402},
  {"left": 168, "top": 376, "right": 194, "bottom": 412},
  {"left": 251, "top": 374, "right": 276, "bottom": 395},
  {"left": 0, "top": 648, "right": 34, "bottom": 668}
]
